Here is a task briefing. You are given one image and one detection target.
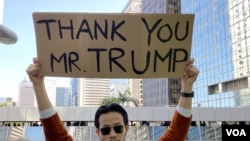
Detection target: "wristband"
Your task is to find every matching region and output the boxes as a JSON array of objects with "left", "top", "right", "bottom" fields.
[{"left": 180, "top": 92, "right": 194, "bottom": 97}]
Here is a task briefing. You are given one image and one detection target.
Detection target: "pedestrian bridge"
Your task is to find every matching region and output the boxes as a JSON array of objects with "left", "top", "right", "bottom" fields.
[{"left": 0, "top": 106, "right": 250, "bottom": 122}]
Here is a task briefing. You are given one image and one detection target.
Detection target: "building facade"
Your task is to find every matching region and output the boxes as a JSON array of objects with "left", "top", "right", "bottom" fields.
[
  {"left": 18, "top": 78, "right": 35, "bottom": 107},
  {"left": 181, "top": 0, "right": 250, "bottom": 140},
  {"left": 182, "top": 0, "right": 250, "bottom": 108},
  {"left": 56, "top": 87, "right": 70, "bottom": 107},
  {"left": 18, "top": 78, "right": 57, "bottom": 107},
  {"left": 123, "top": 0, "right": 142, "bottom": 13},
  {"left": 74, "top": 78, "right": 110, "bottom": 107},
  {"left": 141, "top": 0, "right": 182, "bottom": 107},
  {"left": 70, "top": 78, "right": 78, "bottom": 106}
]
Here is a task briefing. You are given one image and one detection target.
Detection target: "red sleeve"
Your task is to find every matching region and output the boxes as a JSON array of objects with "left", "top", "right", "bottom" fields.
[
  {"left": 40, "top": 113, "right": 73, "bottom": 141},
  {"left": 158, "top": 110, "right": 192, "bottom": 141}
]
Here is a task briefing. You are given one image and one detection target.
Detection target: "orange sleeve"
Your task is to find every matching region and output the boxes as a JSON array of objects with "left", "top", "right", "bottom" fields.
[
  {"left": 158, "top": 110, "right": 192, "bottom": 141},
  {"left": 40, "top": 113, "right": 73, "bottom": 141}
]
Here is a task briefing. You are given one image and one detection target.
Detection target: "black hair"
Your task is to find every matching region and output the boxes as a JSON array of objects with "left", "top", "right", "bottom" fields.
[{"left": 94, "top": 103, "right": 129, "bottom": 128}]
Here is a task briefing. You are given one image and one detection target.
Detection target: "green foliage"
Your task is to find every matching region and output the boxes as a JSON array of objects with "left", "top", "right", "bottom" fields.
[
  {"left": 101, "top": 97, "right": 120, "bottom": 105},
  {"left": 118, "top": 89, "right": 139, "bottom": 107},
  {"left": 0, "top": 102, "right": 7, "bottom": 107},
  {"left": 101, "top": 89, "right": 140, "bottom": 107},
  {"left": 0, "top": 97, "right": 15, "bottom": 107}
]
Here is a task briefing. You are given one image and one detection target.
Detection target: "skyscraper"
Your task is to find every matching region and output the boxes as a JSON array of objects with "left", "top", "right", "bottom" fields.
[
  {"left": 70, "top": 78, "right": 78, "bottom": 106},
  {"left": 141, "top": 0, "right": 182, "bottom": 107},
  {"left": 18, "top": 78, "right": 57, "bottom": 107},
  {"left": 142, "top": 0, "right": 180, "bottom": 13},
  {"left": 182, "top": 0, "right": 250, "bottom": 108},
  {"left": 123, "top": 0, "right": 142, "bottom": 13},
  {"left": 56, "top": 86, "right": 70, "bottom": 106},
  {"left": 18, "top": 78, "right": 35, "bottom": 107},
  {"left": 75, "top": 78, "right": 110, "bottom": 107},
  {"left": 181, "top": 0, "right": 250, "bottom": 140}
]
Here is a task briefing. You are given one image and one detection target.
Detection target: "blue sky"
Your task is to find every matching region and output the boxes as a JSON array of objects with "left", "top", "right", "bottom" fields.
[{"left": 0, "top": 0, "right": 129, "bottom": 101}]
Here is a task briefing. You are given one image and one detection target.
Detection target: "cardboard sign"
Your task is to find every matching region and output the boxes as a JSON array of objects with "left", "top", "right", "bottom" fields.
[{"left": 33, "top": 12, "right": 194, "bottom": 78}]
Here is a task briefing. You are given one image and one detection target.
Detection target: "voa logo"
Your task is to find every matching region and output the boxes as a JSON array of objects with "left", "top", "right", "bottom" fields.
[{"left": 226, "top": 129, "right": 246, "bottom": 136}]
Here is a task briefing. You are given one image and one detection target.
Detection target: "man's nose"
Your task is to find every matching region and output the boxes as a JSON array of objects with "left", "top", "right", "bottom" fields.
[{"left": 109, "top": 128, "right": 117, "bottom": 137}]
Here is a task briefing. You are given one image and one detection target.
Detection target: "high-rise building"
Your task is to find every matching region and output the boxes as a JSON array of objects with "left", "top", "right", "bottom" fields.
[
  {"left": 142, "top": 0, "right": 180, "bottom": 13},
  {"left": 181, "top": 0, "right": 250, "bottom": 140},
  {"left": 128, "top": 79, "right": 143, "bottom": 106},
  {"left": 74, "top": 78, "right": 110, "bottom": 107},
  {"left": 0, "top": 126, "right": 26, "bottom": 141},
  {"left": 56, "top": 87, "right": 70, "bottom": 106},
  {"left": 182, "top": 0, "right": 250, "bottom": 108},
  {"left": 18, "top": 78, "right": 35, "bottom": 107},
  {"left": 18, "top": 78, "right": 57, "bottom": 107},
  {"left": 70, "top": 78, "right": 78, "bottom": 106},
  {"left": 123, "top": 0, "right": 142, "bottom": 13},
  {"left": 141, "top": 0, "right": 182, "bottom": 107}
]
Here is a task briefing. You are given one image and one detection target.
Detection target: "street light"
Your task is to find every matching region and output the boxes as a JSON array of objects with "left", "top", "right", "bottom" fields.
[{"left": 0, "top": 24, "right": 18, "bottom": 45}]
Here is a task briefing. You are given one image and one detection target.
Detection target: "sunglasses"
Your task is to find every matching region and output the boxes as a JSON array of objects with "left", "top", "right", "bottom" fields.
[{"left": 100, "top": 125, "right": 124, "bottom": 135}]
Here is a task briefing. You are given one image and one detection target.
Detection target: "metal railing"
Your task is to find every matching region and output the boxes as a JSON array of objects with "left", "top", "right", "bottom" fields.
[
  {"left": 1, "top": 106, "right": 250, "bottom": 122},
  {"left": 0, "top": 125, "right": 222, "bottom": 141}
]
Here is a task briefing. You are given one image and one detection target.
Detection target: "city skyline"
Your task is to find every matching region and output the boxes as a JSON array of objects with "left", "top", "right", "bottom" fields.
[{"left": 0, "top": 0, "right": 129, "bottom": 101}]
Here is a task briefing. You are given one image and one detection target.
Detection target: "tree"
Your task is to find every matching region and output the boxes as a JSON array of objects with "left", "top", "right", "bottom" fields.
[
  {"left": 101, "top": 97, "right": 120, "bottom": 105},
  {"left": 100, "top": 89, "right": 140, "bottom": 107},
  {"left": 6, "top": 97, "right": 13, "bottom": 106},
  {"left": 0, "top": 102, "right": 6, "bottom": 107},
  {"left": 118, "top": 89, "right": 139, "bottom": 107},
  {"left": 0, "top": 97, "right": 15, "bottom": 107}
]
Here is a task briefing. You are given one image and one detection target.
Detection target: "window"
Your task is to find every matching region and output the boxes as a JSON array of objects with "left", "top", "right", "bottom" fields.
[
  {"left": 208, "top": 84, "right": 219, "bottom": 94},
  {"left": 222, "top": 77, "right": 248, "bottom": 92}
]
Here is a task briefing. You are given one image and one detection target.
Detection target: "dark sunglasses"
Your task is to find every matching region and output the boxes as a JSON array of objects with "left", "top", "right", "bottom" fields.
[{"left": 100, "top": 125, "right": 124, "bottom": 135}]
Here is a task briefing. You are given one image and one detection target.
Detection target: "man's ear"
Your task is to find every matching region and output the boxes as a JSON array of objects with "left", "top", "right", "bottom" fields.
[
  {"left": 125, "top": 125, "right": 129, "bottom": 132},
  {"left": 96, "top": 129, "right": 101, "bottom": 137}
]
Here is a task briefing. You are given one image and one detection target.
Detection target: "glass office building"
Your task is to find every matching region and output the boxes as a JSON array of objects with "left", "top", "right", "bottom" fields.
[
  {"left": 142, "top": 0, "right": 182, "bottom": 107},
  {"left": 70, "top": 78, "right": 79, "bottom": 106},
  {"left": 142, "top": 0, "right": 250, "bottom": 108},
  {"left": 181, "top": 0, "right": 250, "bottom": 140},
  {"left": 182, "top": 0, "right": 250, "bottom": 108}
]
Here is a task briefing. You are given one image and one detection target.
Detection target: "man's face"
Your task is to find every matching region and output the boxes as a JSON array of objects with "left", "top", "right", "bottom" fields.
[{"left": 96, "top": 111, "right": 129, "bottom": 141}]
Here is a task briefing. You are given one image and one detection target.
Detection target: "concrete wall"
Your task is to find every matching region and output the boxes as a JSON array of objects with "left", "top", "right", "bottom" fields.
[{"left": 0, "top": 107, "right": 250, "bottom": 121}]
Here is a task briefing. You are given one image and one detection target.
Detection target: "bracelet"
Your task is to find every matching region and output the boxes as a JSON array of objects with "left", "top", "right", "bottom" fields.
[{"left": 180, "top": 92, "right": 194, "bottom": 97}]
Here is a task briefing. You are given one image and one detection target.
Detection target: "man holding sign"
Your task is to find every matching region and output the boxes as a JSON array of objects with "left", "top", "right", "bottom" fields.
[
  {"left": 26, "top": 57, "right": 199, "bottom": 141},
  {"left": 28, "top": 13, "right": 198, "bottom": 141}
]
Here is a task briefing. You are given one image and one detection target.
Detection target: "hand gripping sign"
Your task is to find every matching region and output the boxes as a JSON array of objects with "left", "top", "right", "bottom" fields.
[{"left": 33, "top": 12, "right": 194, "bottom": 78}]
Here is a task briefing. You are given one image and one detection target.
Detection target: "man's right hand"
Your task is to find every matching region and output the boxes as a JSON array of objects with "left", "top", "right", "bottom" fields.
[{"left": 26, "top": 57, "right": 44, "bottom": 85}]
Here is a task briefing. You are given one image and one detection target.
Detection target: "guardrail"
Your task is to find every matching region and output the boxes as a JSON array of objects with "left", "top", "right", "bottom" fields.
[
  {"left": 0, "top": 126, "right": 222, "bottom": 141},
  {"left": 0, "top": 106, "right": 250, "bottom": 121}
]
